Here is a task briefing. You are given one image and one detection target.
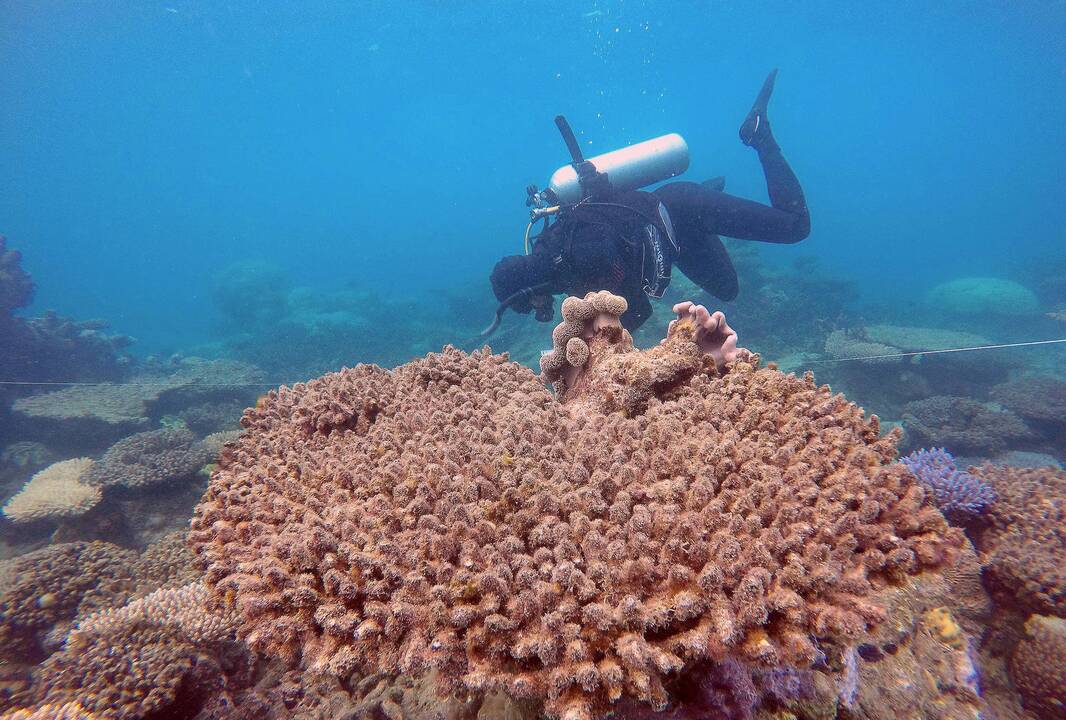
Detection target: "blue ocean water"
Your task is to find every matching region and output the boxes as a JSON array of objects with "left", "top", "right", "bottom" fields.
[{"left": 2, "top": 1, "right": 1064, "bottom": 355}]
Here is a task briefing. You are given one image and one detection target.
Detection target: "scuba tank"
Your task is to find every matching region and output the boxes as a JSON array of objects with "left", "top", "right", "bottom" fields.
[{"left": 546, "top": 132, "right": 690, "bottom": 204}]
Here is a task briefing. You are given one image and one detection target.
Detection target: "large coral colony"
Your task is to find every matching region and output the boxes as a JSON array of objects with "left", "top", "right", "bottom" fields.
[
  {"left": 190, "top": 292, "right": 969, "bottom": 720},
  {"left": 0, "top": 231, "right": 1064, "bottom": 720}
]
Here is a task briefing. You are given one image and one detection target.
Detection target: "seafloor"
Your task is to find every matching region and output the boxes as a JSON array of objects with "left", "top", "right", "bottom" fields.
[{"left": 0, "top": 234, "right": 1063, "bottom": 720}]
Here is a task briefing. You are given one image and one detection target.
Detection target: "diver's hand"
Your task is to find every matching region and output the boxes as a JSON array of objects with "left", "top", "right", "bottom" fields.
[{"left": 669, "top": 301, "right": 744, "bottom": 370}]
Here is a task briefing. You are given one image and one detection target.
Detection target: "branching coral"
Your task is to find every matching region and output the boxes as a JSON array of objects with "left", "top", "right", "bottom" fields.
[
  {"left": 33, "top": 582, "right": 241, "bottom": 720},
  {"left": 190, "top": 293, "right": 962, "bottom": 720},
  {"left": 969, "top": 464, "right": 1065, "bottom": 617},
  {"left": 898, "top": 448, "right": 995, "bottom": 523},
  {"left": 85, "top": 427, "right": 210, "bottom": 490}
]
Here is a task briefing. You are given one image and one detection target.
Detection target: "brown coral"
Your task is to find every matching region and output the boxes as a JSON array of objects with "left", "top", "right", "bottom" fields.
[
  {"left": 85, "top": 427, "right": 210, "bottom": 490},
  {"left": 541, "top": 291, "right": 630, "bottom": 395},
  {"left": 969, "top": 464, "right": 1066, "bottom": 617},
  {"left": 0, "top": 703, "right": 100, "bottom": 720},
  {"left": 0, "top": 542, "right": 138, "bottom": 661},
  {"left": 1010, "top": 614, "right": 1066, "bottom": 719},
  {"left": 901, "top": 395, "right": 1032, "bottom": 455},
  {"left": 190, "top": 293, "right": 962, "bottom": 720},
  {"left": 33, "top": 582, "right": 242, "bottom": 720},
  {"left": 2, "top": 458, "right": 100, "bottom": 524}
]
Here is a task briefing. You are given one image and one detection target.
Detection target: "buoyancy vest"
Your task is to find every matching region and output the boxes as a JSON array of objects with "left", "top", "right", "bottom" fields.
[{"left": 543, "top": 190, "right": 678, "bottom": 299}]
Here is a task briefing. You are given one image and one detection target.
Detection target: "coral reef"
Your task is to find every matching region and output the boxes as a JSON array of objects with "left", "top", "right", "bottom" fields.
[
  {"left": 861, "top": 324, "right": 990, "bottom": 352},
  {"left": 0, "top": 703, "right": 99, "bottom": 720},
  {"left": 0, "top": 236, "right": 33, "bottom": 314},
  {"left": 134, "top": 530, "right": 202, "bottom": 593},
  {"left": 927, "top": 277, "right": 1040, "bottom": 317},
  {"left": 0, "top": 237, "right": 131, "bottom": 395},
  {"left": 820, "top": 325, "right": 1013, "bottom": 421},
  {"left": 213, "top": 664, "right": 534, "bottom": 720},
  {"left": 611, "top": 659, "right": 811, "bottom": 719},
  {"left": 10, "top": 382, "right": 160, "bottom": 446},
  {"left": 0, "top": 443, "right": 54, "bottom": 474},
  {"left": 1, "top": 458, "right": 100, "bottom": 525},
  {"left": 898, "top": 448, "right": 995, "bottom": 523},
  {"left": 177, "top": 398, "right": 246, "bottom": 435},
  {"left": 32, "top": 582, "right": 245, "bottom": 720},
  {"left": 823, "top": 330, "right": 898, "bottom": 365},
  {"left": 972, "top": 467, "right": 1064, "bottom": 615},
  {"left": 202, "top": 430, "right": 241, "bottom": 458},
  {"left": 209, "top": 261, "right": 455, "bottom": 378},
  {"left": 1010, "top": 614, "right": 1065, "bottom": 719},
  {"left": 968, "top": 464, "right": 1065, "bottom": 617},
  {"left": 190, "top": 293, "right": 963, "bottom": 720},
  {"left": 991, "top": 376, "right": 1066, "bottom": 451},
  {"left": 901, "top": 395, "right": 1031, "bottom": 456},
  {"left": 9, "top": 357, "right": 264, "bottom": 455},
  {"left": 0, "top": 541, "right": 139, "bottom": 661},
  {"left": 85, "top": 427, "right": 210, "bottom": 491}
]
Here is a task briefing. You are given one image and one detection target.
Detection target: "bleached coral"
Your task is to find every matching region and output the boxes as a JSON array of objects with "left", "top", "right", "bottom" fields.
[{"left": 2, "top": 458, "right": 100, "bottom": 524}]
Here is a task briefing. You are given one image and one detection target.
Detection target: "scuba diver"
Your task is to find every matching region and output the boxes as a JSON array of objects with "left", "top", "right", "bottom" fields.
[{"left": 486, "top": 69, "right": 810, "bottom": 332}]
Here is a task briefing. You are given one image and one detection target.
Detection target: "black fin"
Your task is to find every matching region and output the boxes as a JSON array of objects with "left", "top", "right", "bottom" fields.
[
  {"left": 739, "top": 69, "right": 778, "bottom": 147},
  {"left": 701, "top": 176, "right": 726, "bottom": 192}
]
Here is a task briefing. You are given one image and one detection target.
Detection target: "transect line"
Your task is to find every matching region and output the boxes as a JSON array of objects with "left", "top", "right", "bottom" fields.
[
  {"left": 0, "top": 339, "right": 1063, "bottom": 385},
  {"left": 808, "top": 338, "right": 1066, "bottom": 364}
]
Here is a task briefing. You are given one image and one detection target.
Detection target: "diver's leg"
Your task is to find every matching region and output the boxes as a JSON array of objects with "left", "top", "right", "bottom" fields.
[
  {"left": 674, "top": 231, "right": 739, "bottom": 301},
  {"left": 655, "top": 181, "right": 805, "bottom": 244},
  {"left": 740, "top": 69, "right": 810, "bottom": 238}
]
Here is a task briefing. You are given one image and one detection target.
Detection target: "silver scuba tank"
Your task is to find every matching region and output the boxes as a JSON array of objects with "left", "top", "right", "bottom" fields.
[{"left": 547, "top": 133, "right": 690, "bottom": 205}]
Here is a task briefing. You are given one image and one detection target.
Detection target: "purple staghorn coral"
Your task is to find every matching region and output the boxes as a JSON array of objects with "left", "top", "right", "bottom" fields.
[{"left": 899, "top": 448, "right": 995, "bottom": 522}]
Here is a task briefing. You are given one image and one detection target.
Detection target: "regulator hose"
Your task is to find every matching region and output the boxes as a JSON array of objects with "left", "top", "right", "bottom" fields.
[{"left": 480, "top": 282, "right": 552, "bottom": 337}]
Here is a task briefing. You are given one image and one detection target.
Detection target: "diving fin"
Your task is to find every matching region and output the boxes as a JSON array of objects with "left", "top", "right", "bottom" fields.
[
  {"left": 701, "top": 176, "right": 726, "bottom": 192},
  {"left": 739, "top": 68, "right": 778, "bottom": 148}
]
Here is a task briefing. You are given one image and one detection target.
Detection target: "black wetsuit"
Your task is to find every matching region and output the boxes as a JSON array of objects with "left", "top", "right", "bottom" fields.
[{"left": 527, "top": 138, "right": 809, "bottom": 329}]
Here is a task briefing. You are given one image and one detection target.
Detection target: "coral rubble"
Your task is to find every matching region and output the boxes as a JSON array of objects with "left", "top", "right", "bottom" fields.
[{"left": 190, "top": 293, "right": 963, "bottom": 719}]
